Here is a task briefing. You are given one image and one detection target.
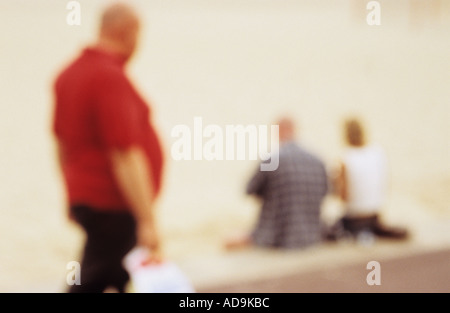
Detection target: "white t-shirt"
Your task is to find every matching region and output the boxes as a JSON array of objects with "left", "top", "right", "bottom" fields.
[{"left": 343, "top": 144, "right": 388, "bottom": 216}]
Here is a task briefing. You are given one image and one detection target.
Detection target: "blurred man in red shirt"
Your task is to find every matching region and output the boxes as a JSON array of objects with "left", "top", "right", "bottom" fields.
[{"left": 53, "top": 3, "right": 164, "bottom": 293}]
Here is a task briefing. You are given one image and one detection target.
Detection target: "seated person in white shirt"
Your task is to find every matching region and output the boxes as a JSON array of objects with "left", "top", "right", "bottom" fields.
[{"left": 330, "top": 117, "right": 409, "bottom": 241}]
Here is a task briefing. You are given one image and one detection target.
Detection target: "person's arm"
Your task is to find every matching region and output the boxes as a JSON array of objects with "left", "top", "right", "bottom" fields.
[
  {"left": 55, "top": 141, "right": 64, "bottom": 176},
  {"left": 110, "top": 145, "right": 161, "bottom": 262},
  {"left": 246, "top": 166, "right": 267, "bottom": 197},
  {"left": 335, "top": 162, "right": 348, "bottom": 202}
]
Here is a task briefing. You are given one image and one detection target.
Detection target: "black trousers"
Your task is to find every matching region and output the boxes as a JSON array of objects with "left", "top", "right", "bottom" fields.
[
  {"left": 324, "top": 214, "right": 409, "bottom": 241},
  {"left": 342, "top": 214, "right": 409, "bottom": 239},
  {"left": 68, "top": 204, "right": 137, "bottom": 293}
]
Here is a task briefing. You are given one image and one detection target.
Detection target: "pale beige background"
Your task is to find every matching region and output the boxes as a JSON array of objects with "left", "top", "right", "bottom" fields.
[{"left": 0, "top": 0, "right": 449, "bottom": 292}]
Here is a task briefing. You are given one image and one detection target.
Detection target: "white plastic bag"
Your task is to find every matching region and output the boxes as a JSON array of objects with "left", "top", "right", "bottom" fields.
[{"left": 123, "top": 247, "right": 195, "bottom": 293}]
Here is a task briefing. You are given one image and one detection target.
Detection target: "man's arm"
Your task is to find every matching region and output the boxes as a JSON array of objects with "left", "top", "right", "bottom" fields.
[
  {"left": 55, "top": 141, "right": 64, "bottom": 175},
  {"left": 246, "top": 166, "right": 267, "bottom": 197},
  {"left": 110, "top": 146, "right": 161, "bottom": 262}
]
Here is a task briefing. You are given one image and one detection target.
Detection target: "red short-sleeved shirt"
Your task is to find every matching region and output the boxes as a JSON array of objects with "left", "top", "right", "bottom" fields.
[{"left": 53, "top": 48, "right": 164, "bottom": 211}]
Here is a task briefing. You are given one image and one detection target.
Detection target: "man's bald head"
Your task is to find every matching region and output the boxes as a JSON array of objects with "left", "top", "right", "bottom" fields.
[
  {"left": 98, "top": 2, "right": 141, "bottom": 61},
  {"left": 277, "top": 117, "right": 296, "bottom": 143}
]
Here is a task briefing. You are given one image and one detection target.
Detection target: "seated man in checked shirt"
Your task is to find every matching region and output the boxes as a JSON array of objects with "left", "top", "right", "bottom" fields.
[{"left": 226, "top": 117, "right": 329, "bottom": 250}]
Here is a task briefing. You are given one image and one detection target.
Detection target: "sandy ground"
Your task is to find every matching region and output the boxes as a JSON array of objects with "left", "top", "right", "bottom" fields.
[
  {"left": 0, "top": 0, "right": 449, "bottom": 292},
  {"left": 198, "top": 248, "right": 450, "bottom": 293}
]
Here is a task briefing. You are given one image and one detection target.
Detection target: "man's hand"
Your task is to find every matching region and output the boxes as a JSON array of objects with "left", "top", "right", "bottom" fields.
[{"left": 137, "top": 218, "right": 162, "bottom": 264}]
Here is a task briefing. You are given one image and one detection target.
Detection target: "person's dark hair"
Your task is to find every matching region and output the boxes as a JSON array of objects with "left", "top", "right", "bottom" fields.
[{"left": 344, "top": 118, "right": 365, "bottom": 147}]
